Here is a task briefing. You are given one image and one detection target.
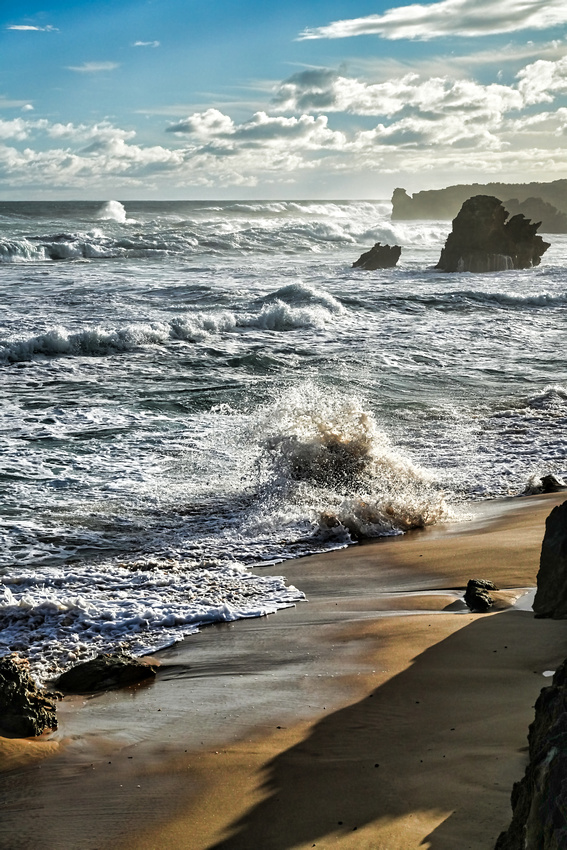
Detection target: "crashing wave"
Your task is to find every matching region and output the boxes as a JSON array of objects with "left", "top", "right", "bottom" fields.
[{"left": 251, "top": 384, "right": 448, "bottom": 540}]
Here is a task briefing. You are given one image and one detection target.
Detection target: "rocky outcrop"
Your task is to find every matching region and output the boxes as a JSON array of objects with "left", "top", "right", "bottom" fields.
[
  {"left": 495, "top": 659, "right": 567, "bottom": 849},
  {"left": 54, "top": 651, "right": 158, "bottom": 694},
  {"left": 435, "top": 195, "right": 550, "bottom": 272},
  {"left": 391, "top": 179, "right": 567, "bottom": 223},
  {"left": 464, "top": 578, "right": 499, "bottom": 612},
  {"left": 524, "top": 474, "right": 567, "bottom": 496},
  {"left": 352, "top": 242, "right": 401, "bottom": 270},
  {"left": 0, "top": 655, "right": 58, "bottom": 737},
  {"left": 533, "top": 501, "right": 567, "bottom": 619}
]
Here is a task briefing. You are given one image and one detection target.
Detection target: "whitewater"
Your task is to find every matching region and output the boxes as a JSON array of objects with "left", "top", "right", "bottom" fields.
[{"left": 1, "top": 198, "right": 566, "bottom": 681}]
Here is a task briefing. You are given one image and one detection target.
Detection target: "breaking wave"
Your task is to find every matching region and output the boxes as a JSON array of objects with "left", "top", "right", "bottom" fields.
[
  {"left": 250, "top": 384, "right": 449, "bottom": 542},
  {"left": 0, "top": 560, "right": 304, "bottom": 683},
  {"left": 0, "top": 285, "right": 344, "bottom": 361},
  {"left": 96, "top": 199, "right": 135, "bottom": 224}
]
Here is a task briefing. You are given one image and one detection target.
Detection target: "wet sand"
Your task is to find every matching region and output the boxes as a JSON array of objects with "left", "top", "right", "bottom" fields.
[{"left": 1, "top": 492, "right": 566, "bottom": 850}]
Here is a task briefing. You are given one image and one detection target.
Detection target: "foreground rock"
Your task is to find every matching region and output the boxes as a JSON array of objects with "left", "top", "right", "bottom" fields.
[
  {"left": 495, "top": 659, "right": 567, "bottom": 849},
  {"left": 464, "top": 578, "right": 499, "bottom": 612},
  {"left": 435, "top": 195, "right": 550, "bottom": 272},
  {"left": 352, "top": 242, "right": 401, "bottom": 270},
  {"left": 0, "top": 655, "right": 58, "bottom": 737},
  {"left": 533, "top": 500, "right": 567, "bottom": 619},
  {"left": 54, "top": 652, "right": 158, "bottom": 694}
]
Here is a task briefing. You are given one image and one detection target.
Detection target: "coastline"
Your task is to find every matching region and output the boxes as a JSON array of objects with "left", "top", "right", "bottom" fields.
[{"left": 1, "top": 492, "right": 566, "bottom": 850}]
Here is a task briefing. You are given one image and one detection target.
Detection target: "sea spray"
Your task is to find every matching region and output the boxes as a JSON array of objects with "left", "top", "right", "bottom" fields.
[{"left": 248, "top": 383, "right": 449, "bottom": 541}]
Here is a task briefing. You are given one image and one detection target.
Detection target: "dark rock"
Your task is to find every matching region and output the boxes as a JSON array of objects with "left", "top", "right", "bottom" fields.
[
  {"left": 495, "top": 659, "right": 567, "bottom": 849},
  {"left": 435, "top": 195, "right": 550, "bottom": 272},
  {"left": 0, "top": 655, "right": 58, "bottom": 737},
  {"left": 352, "top": 242, "right": 401, "bottom": 270},
  {"left": 464, "top": 578, "right": 499, "bottom": 612},
  {"left": 533, "top": 501, "right": 567, "bottom": 619},
  {"left": 54, "top": 652, "right": 158, "bottom": 694},
  {"left": 524, "top": 474, "right": 567, "bottom": 495}
]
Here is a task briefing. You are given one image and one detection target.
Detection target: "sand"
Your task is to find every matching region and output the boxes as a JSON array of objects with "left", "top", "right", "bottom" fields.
[{"left": 1, "top": 492, "right": 566, "bottom": 850}]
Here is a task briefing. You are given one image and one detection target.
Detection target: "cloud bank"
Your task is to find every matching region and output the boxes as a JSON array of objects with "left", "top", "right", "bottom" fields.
[
  {"left": 299, "top": 0, "right": 567, "bottom": 41},
  {"left": 1, "top": 53, "right": 567, "bottom": 192}
]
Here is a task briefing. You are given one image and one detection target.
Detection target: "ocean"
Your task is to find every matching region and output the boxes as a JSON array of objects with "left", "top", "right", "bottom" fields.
[{"left": 1, "top": 199, "right": 566, "bottom": 681}]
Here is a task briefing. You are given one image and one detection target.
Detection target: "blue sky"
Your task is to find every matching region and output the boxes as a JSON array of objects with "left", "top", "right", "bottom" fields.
[{"left": 1, "top": 0, "right": 566, "bottom": 198}]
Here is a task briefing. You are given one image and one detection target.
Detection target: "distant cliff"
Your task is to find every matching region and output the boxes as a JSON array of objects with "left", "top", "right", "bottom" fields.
[{"left": 392, "top": 181, "right": 567, "bottom": 232}]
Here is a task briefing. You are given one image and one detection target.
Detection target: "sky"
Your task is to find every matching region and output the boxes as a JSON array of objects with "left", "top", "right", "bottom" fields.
[{"left": 1, "top": 0, "right": 566, "bottom": 199}]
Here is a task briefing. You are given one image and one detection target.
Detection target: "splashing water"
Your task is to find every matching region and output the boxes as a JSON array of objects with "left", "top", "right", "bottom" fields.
[
  {"left": 251, "top": 384, "right": 449, "bottom": 541},
  {"left": 97, "top": 199, "right": 128, "bottom": 223}
]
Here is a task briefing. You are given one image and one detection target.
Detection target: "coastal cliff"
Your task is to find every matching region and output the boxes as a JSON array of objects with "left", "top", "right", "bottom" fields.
[{"left": 391, "top": 180, "right": 567, "bottom": 230}]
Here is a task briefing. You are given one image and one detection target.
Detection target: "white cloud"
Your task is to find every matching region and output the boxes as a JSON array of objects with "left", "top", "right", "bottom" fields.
[
  {"left": 7, "top": 24, "right": 58, "bottom": 32},
  {"left": 167, "top": 108, "right": 236, "bottom": 136},
  {"left": 2, "top": 52, "right": 567, "bottom": 193},
  {"left": 299, "top": 0, "right": 567, "bottom": 41},
  {"left": 133, "top": 41, "right": 160, "bottom": 47},
  {"left": 274, "top": 67, "right": 524, "bottom": 118},
  {"left": 67, "top": 62, "right": 120, "bottom": 73}
]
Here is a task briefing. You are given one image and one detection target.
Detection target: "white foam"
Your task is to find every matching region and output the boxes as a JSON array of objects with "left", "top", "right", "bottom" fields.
[{"left": 0, "top": 559, "right": 305, "bottom": 683}]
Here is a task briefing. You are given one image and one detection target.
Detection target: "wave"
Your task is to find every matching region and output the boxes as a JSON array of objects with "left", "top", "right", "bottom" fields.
[
  {"left": 0, "top": 560, "right": 304, "bottom": 682},
  {"left": 0, "top": 285, "right": 344, "bottom": 361},
  {"left": 96, "top": 199, "right": 136, "bottom": 224},
  {"left": 249, "top": 383, "right": 448, "bottom": 541}
]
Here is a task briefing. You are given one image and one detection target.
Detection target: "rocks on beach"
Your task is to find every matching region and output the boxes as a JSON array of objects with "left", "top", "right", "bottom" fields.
[
  {"left": 0, "top": 655, "right": 58, "bottom": 738},
  {"left": 435, "top": 195, "right": 550, "bottom": 273},
  {"left": 463, "top": 578, "right": 499, "bottom": 612},
  {"left": 54, "top": 651, "right": 158, "bottom": 694},
  {"left": 533, "top": 500, "right": 567, "bottom": 619},
  {"left": 352, "top": 242, "right": 401, "bottom": 270},
  {"left": 495, "top": 659, "right": 567, "bottom": 849}
]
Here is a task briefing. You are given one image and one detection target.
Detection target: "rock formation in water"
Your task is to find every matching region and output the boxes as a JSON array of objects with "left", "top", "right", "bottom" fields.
[
  {"left": 391, "top": 179, "right": 567, "bottom": 225},
  {"left": 495, "top": 659, "right": 567, "bottom": 849},
  {"left": 533, "top": 500, "right": 567, "bottom": 619},
  {"left": 352, "top": 242, "right": 401, "bottom": 270},
  {"left": 435, "top": 195, "right": 550, "bottom": 272},
  {"left": 463, "top": 578, "right": 499, "bottom": 612},
  {"left": 54, "top": 651, "right": 158, "bottom": 693},
  {"left": 0, "top": 655, "right": 58, "bottom": 737}
]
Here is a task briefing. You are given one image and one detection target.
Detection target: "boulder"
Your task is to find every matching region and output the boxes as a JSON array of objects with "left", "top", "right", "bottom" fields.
[
  {"left": 533, "top": 501, "right": 567, "bottom": 619},
  {"left": 54, "top": 651, "right": 158, "bottom": 694},
  {"left": 0, "top": 655, "right": 58, "bottom": 737},
  {"left": 495, "top": 660, "right": 567, "bottom": 849},
  {"left": 524, "top": 474, "right": 567, "bottom": 495},
  {"left": 464, "top": 578, "right": 499, "bottom": 612},
  {"left": 353, "top": 242, "right": 401, "bottom": 270},
  {"left": 435, "top": 195, "right": 550, "bottom": 272}
]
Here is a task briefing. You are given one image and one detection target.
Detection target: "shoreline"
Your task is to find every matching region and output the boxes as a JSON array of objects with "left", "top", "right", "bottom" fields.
[{"left": 1, "top": 492, "right": 566, "bottom": 850}]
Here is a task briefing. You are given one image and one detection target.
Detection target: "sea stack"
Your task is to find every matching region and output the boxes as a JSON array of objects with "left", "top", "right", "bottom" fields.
[
  {"left": 352, "top": 242, "right": 401, "bottom": 270},
  {"left": 435, "top": 195, "right": 550, "bottom": 272}
]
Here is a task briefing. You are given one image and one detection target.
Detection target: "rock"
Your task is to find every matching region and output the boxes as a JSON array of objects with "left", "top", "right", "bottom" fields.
[
  {"left": 54, "top": 652, "right": 158, "bottom": 694},
  {"left": 435, "top": 195, "right": 550, "bottom": 272},
  {"left": 524, "top": 473, "right": 566, "bottom": 495},
  {"left": 533, "top": 501, "right": 567, "bottom": 619},
  {"left": 464, "top": 578, "right": 499, "bottom": 612},
  {"left": 495, "top": 659, "right": 567, "bottom": 849},
  {"left": 352, "top": 242, "right": 401, "bottom": 270},
  {"left": 0, "top": 655, "right": 58, "bottom": 737}
]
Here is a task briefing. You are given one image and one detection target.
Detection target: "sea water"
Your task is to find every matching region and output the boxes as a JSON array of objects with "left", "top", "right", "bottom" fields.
[{"left": 1, "top": 199, "right": 566, "bottom": 680}]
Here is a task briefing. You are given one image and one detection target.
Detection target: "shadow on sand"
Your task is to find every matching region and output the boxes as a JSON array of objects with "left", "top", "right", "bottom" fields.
[{"left": 207, "top": 611, "right": 566, "bottom": 850}]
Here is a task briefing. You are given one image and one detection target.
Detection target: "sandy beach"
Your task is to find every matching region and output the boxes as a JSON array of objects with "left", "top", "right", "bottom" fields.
[{"left": 1, "top": 491, "right": 567, "bottom": 850}]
